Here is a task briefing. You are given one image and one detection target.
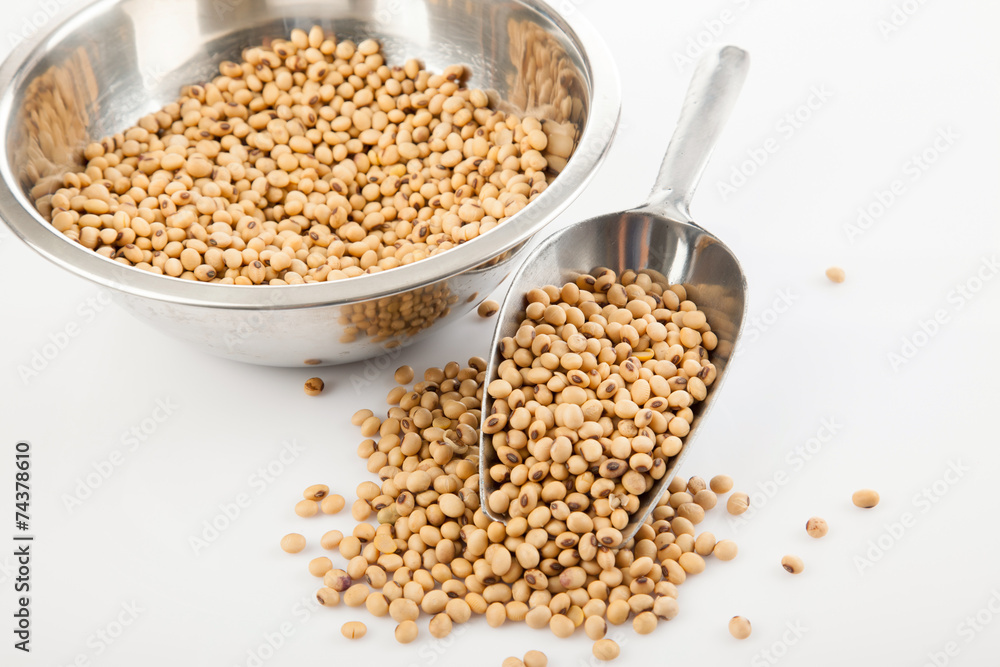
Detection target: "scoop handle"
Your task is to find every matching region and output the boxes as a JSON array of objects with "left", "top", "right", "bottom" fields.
[{"left": 645, "top": 46, "right": 749, "bottom": 222}]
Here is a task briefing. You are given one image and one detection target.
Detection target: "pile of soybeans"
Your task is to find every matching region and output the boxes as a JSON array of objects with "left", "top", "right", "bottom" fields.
[{"left": 34, "top": 26, "right": 574, "bottom": 285}]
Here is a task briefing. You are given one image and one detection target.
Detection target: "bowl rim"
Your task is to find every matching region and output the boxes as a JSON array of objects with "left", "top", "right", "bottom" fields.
[{"left": 0, "top": 0, "right": 621, "bottom": 310}]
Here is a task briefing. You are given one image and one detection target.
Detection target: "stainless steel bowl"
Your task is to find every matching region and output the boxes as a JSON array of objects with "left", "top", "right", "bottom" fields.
[{"left": 0, "top": 0, "right": 620, "bottom": 366}]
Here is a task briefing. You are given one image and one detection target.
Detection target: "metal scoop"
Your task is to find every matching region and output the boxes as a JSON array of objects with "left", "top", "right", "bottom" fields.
[{"left": 478, "top": 46, "right": 750, "bottom": 544}]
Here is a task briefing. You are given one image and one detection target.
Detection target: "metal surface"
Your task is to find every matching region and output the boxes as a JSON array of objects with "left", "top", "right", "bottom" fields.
[
  {"left": 0, "top": 0, "right": 620, "bottom": 366},
  {"left": 480, "top": 46, "right": 750, "bottom": 543}
]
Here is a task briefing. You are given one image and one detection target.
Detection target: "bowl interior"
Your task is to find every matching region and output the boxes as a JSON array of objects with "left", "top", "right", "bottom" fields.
[
  {"left": 7, "top": 0, "right": 590, "bottom": 196},
  {"left": 0, "top": 0, "right": 617, "bottom": 309}
]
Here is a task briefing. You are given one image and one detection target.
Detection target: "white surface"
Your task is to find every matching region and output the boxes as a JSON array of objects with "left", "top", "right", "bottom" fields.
[{"left": 2, "top": 0, "right": 999, "bottom": 665}]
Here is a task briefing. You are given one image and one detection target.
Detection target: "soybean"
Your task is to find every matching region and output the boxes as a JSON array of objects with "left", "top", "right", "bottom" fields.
[
  {"left": 295, "top": 500, "right": 319, "bottom": 518},
  {"left": 341, "top": 621, "right": 367, "bottom": 639},
  {"left": 477, "top": 300, "right": 500, "bottom": 318},
  {"left": 728, "top": 616, "right": 751, "bottom": 639},
  {"left": 320, "top": 530, "right": 344, "bottom": 550},
  {"left": 394, "top": 366, "right": 415, "bottom": 385},
  {"left": 316, "top": 587, "right": 340, "bottom": 606},
  {"left": 710, "top": 475, "right": 733, "bottom": 494},
  {"left": 308, "top": 557, "right": 333, "bottom": 577},
  {"left": 825, "top": 266, "right": 846, "bottom": 283},
  {"left": 806, "top": 517, "right": 829, "bottom": 538},
  {"left": 592, "top": 639, "right": 620, "bottom": 661},
  {"left": 852, "top": 489, "right": 879, "bottom": 508},
  {"left": 781, "top": 555, "right": 804, "bottom": 574},
  {"left": 653, "top": 596, "right": 679, "bottom": 620},
  {"left": 694, "top": 532, "right": 716, "bottom": 556},
  {"left": 549, "top": 614, "right": 574, "bottom": 638},
  {"left": 713, "top": 540, "right": 738, "bottom": 561},
  {"left": 320, "top": 494, "right": 346, "bottom": 514},
  {"left": 726, "top": 492, "right": 749, "bottom": 516},
  {"left": 429, "top": 612, "right": 453, "bottom": 638},
  {"left": 304, "top": 378, "right": 325, "bottom": 396},
  {"left": 523, "top": 650, "right": 548, "bottom": 667},
  {"left": 351, "top": 499, "right": 372, "bottom": 521},
  {"left": 280, "top": 533, "right": 306, "bottom": 553},
  {"left": 303, "top": 484, "right": 329, "bottom": 501},
  {"left": 585, "top": 615, "right": 607, "bottom": 640},
  {"left": 395, "top": 620, "right": 418, "bottom": 644},
  {"left": 633, "top": 611, "right": 658, "bottom": 634}
]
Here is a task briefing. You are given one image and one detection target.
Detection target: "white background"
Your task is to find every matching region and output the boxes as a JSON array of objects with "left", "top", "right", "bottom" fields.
[{"left": 2, "top": 0, "right": 999, "bottom": 665}]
